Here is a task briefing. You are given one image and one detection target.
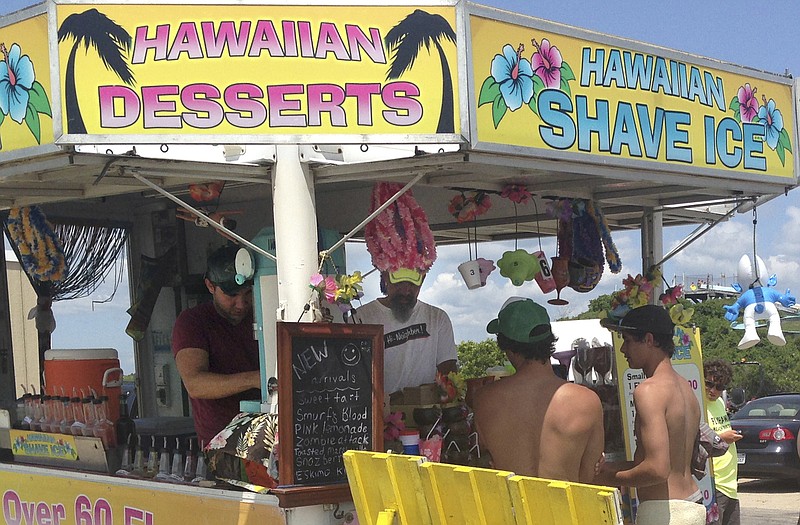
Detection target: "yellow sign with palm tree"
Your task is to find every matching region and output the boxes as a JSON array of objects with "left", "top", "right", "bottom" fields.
[{"left": 55, "top": 4, "right": 461, "bottom": 142}]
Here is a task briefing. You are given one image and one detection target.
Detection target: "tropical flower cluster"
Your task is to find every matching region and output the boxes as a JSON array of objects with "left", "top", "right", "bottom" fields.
[
  {"left": 729, "top": 83, "right": 793, "bottom": 166},
  {"left": 478, "top": 37, "right": 575, "bottom": 128},
  {"left": 365, "top": 182, "right": 437, "bottom": 273},
  {"left": 0, "top": 43, "right": 52, "bottom": 145},
  {"left": 448, "top": 191, "right": 492, "bottom": 223},
  {"left": 383, "top": 411, "right": 406, "bottom": 443},
  {"left": 500, "top": 183, "right": 532, "bottom": 204},
  {"left": 608, "top": 268, "right": 661, "bottom": 320},
  {"left": 5, "top": 206, "right": 67, "bottom": 282},
  {"left": 309, "top": 271, "right": 364, "bottom": 310},
  {"left": 436, "top": 370, "right": 467, "bottom": 404},
  {"left": 659, "top": 284, "right": 684, "bottom": 306}
]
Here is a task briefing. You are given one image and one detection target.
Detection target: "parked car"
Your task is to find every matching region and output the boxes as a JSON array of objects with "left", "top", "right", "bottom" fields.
[{"left": 729, "top": 393, "right": 800, "bottom": 483}]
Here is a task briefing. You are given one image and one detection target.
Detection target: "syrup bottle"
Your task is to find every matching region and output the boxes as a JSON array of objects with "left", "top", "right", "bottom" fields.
[
  {"left": 91, "top": 396, "right": 115, "bottom": 449},
  {"left": 81, "top": 394, "right": 97, "bottom": 437}
]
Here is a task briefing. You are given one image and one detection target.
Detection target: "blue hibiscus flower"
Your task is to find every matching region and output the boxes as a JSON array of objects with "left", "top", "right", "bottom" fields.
[
  {"left": 0, "top": 43, "right": 36, "bottom": 124},
  {"left": 490, "top": 44, "right": 534, "bottom": 111},
  {"left": 757, "top": 97, "right": 784, "bottom": 150}
]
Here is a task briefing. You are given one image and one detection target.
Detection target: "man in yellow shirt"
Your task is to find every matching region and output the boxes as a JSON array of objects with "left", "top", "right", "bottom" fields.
[{"left": 704, "top": 359, "right": 743, "bottom": 525}]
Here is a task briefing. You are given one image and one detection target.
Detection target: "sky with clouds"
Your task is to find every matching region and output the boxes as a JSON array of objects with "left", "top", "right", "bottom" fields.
[{"left": 3, "top": 0, "right": 798, "bottom": 374}]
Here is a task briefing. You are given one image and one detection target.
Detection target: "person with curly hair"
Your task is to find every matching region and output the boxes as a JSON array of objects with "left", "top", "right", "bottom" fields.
[{"left": 704, "top": 359, "right": 743, "bottom": 525}]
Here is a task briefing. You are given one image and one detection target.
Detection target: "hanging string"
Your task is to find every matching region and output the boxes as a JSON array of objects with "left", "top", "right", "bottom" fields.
[
  {"left": 467, "top": 221, "right": 473, "bottom": 260},
  {"left": 533, "top": 198, "right": 543, "bottom": 253},
  {"left": 473, "top": 217, "right": 478, "bottom": 260},
  {"left": 514, "top": 203, "right": 519, "bottom": 251},
  {"left": 751, "top": 206, "right": 760, "bottom": 287}
]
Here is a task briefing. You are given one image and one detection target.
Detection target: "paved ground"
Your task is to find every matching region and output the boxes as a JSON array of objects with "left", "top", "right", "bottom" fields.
[{"left": 738, "top": 478, "right": 799, "bottom": 524}]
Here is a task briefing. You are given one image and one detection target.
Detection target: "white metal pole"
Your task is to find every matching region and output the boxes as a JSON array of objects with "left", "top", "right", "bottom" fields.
[{"left": 272, "top": 145, "right": 319, "bottom": 322}]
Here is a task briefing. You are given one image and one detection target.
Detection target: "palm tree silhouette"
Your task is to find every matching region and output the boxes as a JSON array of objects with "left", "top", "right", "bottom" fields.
[
  {"left": 58, "top": 9, "right": 134, "bottom": 134},
  {"left": 385, "top": 10, "right": 456, "bottom": 134}
]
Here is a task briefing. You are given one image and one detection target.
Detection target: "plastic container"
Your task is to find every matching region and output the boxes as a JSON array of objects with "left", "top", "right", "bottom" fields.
[
  {"left": 399, "top": 429, "right": 420, "bottom": 455},
  {"left": 43, "top": 349, "right": 123, "bottom": 423}
]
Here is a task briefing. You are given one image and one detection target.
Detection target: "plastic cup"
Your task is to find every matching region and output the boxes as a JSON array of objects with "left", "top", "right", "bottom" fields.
[
  {"left": 458, "top": 260, "right": 483, "bottom": 290},
  {"left": 399, "top": 430, "right": 420, "bottom": 455}
]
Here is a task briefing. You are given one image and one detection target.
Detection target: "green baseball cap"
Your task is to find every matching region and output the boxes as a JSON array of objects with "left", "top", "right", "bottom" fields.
[{"left": 487, "top": 298, "right": 553, "bottom": 343}]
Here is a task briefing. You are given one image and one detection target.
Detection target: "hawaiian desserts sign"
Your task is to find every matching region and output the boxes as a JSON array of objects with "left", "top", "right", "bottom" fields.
[{"left": 55, "top": 3, "right": 461, "bottom": 142}]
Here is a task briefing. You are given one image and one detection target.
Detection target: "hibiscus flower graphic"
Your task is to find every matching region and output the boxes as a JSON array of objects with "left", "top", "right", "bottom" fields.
[
  {"left": 729, "top": 84, "right": 793, "bottom": 166},
  {"left": 0, "top": 42, "right": 52, "bottom": 147},
  {"left": 478, "top": 37, "right": 575, "bottom": 128}
]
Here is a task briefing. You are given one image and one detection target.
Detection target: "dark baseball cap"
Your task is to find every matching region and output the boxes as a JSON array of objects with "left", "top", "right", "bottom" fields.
[
  {"left": 487, "top": 298, "right": 553, "bottom": 343},
  {"left": 206, "top": 245, "right": 253, "bottom": 295},
  {"left": 601, "top": 304, "right": 674, "bottom": 335}
]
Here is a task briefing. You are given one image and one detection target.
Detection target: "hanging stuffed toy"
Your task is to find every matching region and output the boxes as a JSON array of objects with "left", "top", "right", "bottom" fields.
[{"left": 724, "top": 254, "right": 796, "bottom": 349}]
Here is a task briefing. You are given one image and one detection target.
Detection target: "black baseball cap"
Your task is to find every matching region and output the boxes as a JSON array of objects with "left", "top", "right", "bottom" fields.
[
  {"left": 206, "top": 245, "right": 253, "bottom": 295},
  {"left": 601, "top": 304, "right": 674, "bottom": 335}
]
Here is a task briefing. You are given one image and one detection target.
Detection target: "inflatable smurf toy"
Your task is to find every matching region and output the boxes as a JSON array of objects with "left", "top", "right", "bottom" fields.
[{"left": 724, "top": 254, "right": 796, "bottom": 349}]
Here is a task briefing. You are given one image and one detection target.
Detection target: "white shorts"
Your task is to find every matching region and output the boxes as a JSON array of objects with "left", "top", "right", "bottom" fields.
[{"left": 636, "top": 499, "right": 705, "bottom": 525}]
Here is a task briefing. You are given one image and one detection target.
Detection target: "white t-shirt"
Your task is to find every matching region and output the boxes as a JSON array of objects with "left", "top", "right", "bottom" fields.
[{"left": 354, "top": 299, "right": 457, "bottom": 395}]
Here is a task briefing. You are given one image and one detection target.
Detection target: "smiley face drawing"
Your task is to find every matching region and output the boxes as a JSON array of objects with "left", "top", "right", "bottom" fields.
[{"left": 341, "top": 343, "right": 361, "bottom": 367}]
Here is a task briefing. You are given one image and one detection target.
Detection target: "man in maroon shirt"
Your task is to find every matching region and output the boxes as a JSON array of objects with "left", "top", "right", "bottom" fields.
[{"left": 172, "top": 244, "right": 261, "bottom": 447}]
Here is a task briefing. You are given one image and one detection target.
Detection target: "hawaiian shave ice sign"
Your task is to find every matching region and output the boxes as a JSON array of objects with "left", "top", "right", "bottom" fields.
[
  {"left": 55, "top": 3, "right": 460, "bottom": 143},
  {"left": 0, "top": 12, "right": 54, "bottom": 153},
  {"left": 470, "top": 15, "right": 794, "bottom": 179}
]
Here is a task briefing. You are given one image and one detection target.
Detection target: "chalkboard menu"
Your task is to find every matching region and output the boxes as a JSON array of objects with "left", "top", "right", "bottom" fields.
[{"left": 277, "top": 322, "right": 384, "bottom": 488}]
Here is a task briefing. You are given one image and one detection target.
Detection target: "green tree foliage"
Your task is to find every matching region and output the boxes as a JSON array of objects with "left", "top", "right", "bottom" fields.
[
  {"left": 458, "top": 294, "right": 800, "bottom": 396},
  {"left": 457, "top": 339, "right": 504, "bottom": 379}
]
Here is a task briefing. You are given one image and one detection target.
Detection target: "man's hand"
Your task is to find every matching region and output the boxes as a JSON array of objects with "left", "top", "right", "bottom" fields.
[
  {"left": 594, "top": 452, "right": 606, "bottom": 477},
  {"left": 719, "top": 428, "right": 743, "bottom": 443}
]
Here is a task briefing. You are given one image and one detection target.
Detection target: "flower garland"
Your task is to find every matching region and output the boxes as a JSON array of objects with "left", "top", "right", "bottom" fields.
[
  {"left": 546, "top": 199, "right": 573, "bottom": 259},
  {"left": 435, "top": 370, "right": 467, "bottom": 404},
  {"left": 309, "top": 271, "right": 364, "bottom": 310},
  {"left": 364, "top": 183, "right": 437, "bottom": 272},
  {"left": 608, "top": 268, "right": 661, "bottom": 320},
  {"left": 5, "top": 206, "right": 67, "bottom": 282},
  {"left": 334, "top": 271, "right": 364, "bottom": 305},
  {"left": 586, "top": 200, "right": 622, "bottom": 273},
  {"left": 447, "top": 191, "right": 492, "bottom": 223},
  {"left": 499, "top": 184, "right": 532, "bottom": 205}
]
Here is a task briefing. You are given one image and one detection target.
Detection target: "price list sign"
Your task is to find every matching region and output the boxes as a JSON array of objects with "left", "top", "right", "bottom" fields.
[{"left": 277, "top": 322, "right": 384, "bottom": 487}]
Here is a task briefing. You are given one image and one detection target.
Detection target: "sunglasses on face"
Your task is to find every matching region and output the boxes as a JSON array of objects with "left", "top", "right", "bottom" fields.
[{"left": 705, "top": 380, "right": 727, "bottom": 391}]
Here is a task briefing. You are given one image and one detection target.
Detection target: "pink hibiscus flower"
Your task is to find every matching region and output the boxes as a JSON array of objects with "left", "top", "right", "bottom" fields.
[
  {"left": 738, "top": 83, "right": 759, "bottom": 123},
  {"left": 531, "top": 38, "right": 563, "bottom": 89}
]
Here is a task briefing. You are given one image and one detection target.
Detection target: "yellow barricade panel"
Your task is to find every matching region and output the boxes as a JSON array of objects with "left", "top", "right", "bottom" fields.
[
  {"left": 344, "top": 450, "right": 622, "bottom": 525},
  {"left": 418, "top": 461, "right": 460, "bottom": 525},
  {"left": 453, "top": 466, "right": 516, "bottom": 525},
  {"left": 508, "top": 475, "right": 623, "bottom": 525},
  {"left": 344, "top": 451, "right": 431, "bottom": 525},
  {"left": 507, "top": 476, "right": 560, "bottom": 525}
]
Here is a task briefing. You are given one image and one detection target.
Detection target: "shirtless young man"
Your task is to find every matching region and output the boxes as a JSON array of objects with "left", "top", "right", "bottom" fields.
[
  {"left": 472, "top": 298, "right": 604, "bottom": 483},
  {"left": 597, "top": 305, "right": 705, "bottom": 524}
]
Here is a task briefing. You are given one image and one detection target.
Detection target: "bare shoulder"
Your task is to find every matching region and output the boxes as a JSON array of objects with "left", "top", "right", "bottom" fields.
[
  {"left": 552, "top": 383, "right": 602, "bottom": 415},
  {"left": 631, "top": 377, "right": 673, "bottom": 411}
]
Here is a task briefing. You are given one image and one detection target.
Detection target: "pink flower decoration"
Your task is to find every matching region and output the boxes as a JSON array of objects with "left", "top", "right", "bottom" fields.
[
  {"left": 531, "top": 38, "right": 563, "bottom": 89},
  {"left": 500, "top": 184, "right": 532, "bottom": 204},
  {"left": 365, "top": 183, "right": 437, "bottom": 273},
  {"left": 309, "top": 273, "right": 338, "bottom": 302},
  {"left": 383, "top": 411, "right": 405, "bottom": 442},
  {"left": 476, "top": 257, "right": 496, "bottom": 285},
  {"left": 448, "top": 192, "right": 492, "bottom": 223},
  {"left": 738, "top": 83, "right": 759, "bottom": 123}
]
